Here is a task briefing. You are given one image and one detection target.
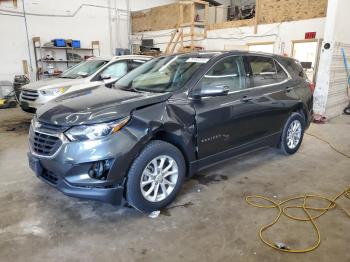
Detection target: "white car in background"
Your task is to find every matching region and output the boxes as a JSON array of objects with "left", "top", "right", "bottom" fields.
[{"left": 19, "top": 55, "right": 152, "bottom": 113}]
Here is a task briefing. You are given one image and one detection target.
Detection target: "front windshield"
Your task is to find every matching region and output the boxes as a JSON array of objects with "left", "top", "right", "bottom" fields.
[
  {"left": 60, "top": 60, "right": 108, "bottom": 79},
  {"left": 115, "top": 55, "right": 211, "bottom": 93}
]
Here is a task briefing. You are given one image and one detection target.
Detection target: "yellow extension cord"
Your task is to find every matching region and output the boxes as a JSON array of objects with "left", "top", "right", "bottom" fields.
[
  {"left": 246, "top": 188, "right": 350, "bottom": 253},
  {"left": 245, "top": 133, "right": 350, "bottom": 253}
]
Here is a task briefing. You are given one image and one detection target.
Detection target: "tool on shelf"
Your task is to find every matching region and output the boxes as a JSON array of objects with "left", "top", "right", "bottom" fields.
[{"left": 32, "top": 37, "right": 100, "bottom": 80}]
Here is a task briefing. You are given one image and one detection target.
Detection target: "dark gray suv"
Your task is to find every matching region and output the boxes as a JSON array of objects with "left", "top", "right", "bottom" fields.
[{"left": 28, "top": 51, "right": 313, "bottom": 212}]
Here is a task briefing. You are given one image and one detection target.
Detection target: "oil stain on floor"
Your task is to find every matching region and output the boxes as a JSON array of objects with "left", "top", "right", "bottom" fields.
[
  {"left": 0, "top": 117, "right": 31, "bottom": 134},
  {"left": 192, "top": 173, "right": 229, "bottom": 185}
]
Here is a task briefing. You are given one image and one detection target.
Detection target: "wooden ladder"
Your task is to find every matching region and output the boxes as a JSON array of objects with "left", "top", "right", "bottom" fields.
[
  {"left": 164, "top": 0, "right": 209, "bottom": 55},
  {"left": 164, "top": 30, "right": 183, "bottom": 55}
]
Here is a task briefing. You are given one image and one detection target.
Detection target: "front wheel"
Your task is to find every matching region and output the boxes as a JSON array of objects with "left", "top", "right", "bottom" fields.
[
  {"left": 126, "top": 140, "right": 186, "bottom": 213},
  {"left": 279, "top": 112, "right": 306, "bottom": 155}
]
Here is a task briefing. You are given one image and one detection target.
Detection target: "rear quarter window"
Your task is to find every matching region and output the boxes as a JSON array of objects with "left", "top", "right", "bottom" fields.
[{"left": 284, "top": 58, "right": 307, "bottom": 79}]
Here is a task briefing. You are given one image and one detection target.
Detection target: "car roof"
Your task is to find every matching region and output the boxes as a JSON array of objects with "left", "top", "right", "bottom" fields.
[
  {"left": 87, "top": 55, "right": 153, "bottom": 62},
  {"left": 110, "top": 55, "right": 153, "bottom": 61},
  {"left": 163, "top": 50, "right": 290, "bottom": 61}
]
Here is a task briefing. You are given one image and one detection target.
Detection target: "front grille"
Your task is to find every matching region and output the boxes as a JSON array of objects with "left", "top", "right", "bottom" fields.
[
  {"left": 39, "top": 122, "right": 66, "bottom": 132},
  {"left": 21, "top": 89, "right": 39, "bottom": 101},
  {"left": 30, "top": 131, "right": 62, "bottom": 156},
  {"left": 41, "top": 170, "right": 58, "bottom": 185}
]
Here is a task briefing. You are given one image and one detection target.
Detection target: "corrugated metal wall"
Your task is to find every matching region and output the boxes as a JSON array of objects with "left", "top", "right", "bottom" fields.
[{"left": 325, "top": 42, "right": 350, "bottom": 118}]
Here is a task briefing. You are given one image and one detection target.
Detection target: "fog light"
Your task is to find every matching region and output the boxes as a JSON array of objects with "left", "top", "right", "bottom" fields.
[{"left": 88, "top": 159, "right": 113, "bottom": 180}]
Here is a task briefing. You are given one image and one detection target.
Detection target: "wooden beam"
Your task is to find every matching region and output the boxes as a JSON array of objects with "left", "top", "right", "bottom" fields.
[
  {"left": 246, "top": 41, "right": 275, "bottom": 46},
  {"left": 179, "top": 1, "right": 194, "bottom": 5},
  {"left": 180, "top": 22, "right": 205, "bottom": 27},
  {"left": 170, "top": 32, "right": 182, "bottom": 54},
  {"left": 254, "top": 0, "right": 260, "bottom": 34},
  {"left": 192, "top": 0, "right": 208, "bottom": 5},
  {"left": 204, "top": 2, "right": 208, "bottom": 38},
  {"left": 183, "top": 33, "right": 205, "bottom": 38},
  {"left": 165, "top": 32, "right": 176, "bottom": 54},
  {"left": 22, "top": 60, "right": 29, "bottom": 76},
  {"left": 190, "top": 2, "right": 195, "bottom": 49},
  {"left": 179, "top": 3, "right": 184, "bottom": 25},
  {"left": 179, "top": 3, "right": 184, "bottom": 50}
]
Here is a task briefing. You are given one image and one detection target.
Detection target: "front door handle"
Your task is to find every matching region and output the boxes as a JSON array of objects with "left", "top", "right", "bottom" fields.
[
  {"left": 241, "top": 96, "right": 253, "bottom": 102},
  {"left": 286, "top": 87, "right": 293, "bottom": 92}
]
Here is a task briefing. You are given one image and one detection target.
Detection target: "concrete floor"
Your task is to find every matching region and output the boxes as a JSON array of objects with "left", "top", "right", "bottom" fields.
[{"left": 0, "top": 108, "right": 349, "bottom": 262}]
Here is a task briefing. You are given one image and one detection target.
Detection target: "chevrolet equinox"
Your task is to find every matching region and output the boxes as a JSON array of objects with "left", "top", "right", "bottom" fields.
[{"left": 28, "top": 51, "right": 313, "bottom": 212}]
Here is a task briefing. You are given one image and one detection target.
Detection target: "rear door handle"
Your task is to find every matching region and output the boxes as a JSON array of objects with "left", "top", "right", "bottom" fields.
[
  {"left": 286, "top": 87, "right": 293, "bottom": 92},
  {"left": 241, "top": 95, "right": 253, "bottom": 102}
]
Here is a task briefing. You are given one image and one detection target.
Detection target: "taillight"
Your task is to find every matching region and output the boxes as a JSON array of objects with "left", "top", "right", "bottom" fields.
[{"left": 309, "top": 81, "right": 315, "bottom": 94}]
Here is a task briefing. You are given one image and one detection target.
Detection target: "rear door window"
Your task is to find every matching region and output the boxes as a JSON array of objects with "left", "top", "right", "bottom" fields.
[{"left": 246, "top": 56, "right": 288, "bottom": 87}]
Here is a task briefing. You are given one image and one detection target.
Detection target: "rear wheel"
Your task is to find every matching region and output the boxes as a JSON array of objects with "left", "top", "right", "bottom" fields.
[
  {"left": 279, "top": 112, "right": 306, "bottom": 155},
  {"left": 126, "top": 140, "right": 185, "bottom": 213}
]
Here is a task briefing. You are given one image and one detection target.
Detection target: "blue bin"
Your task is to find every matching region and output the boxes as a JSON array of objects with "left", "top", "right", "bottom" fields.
[
  {"left": 53, "top": 39, "right": 66, "bottom": 47},
  {"left": 72, "top": 40, "right": 81, "bottom": 48}
]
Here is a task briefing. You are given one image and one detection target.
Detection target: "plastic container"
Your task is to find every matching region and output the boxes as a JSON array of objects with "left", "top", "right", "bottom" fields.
[
  {"left": 53, "top": 39, "right": 66, "bottom": 47},
  {"left": 72, "top": 40, "right": 81, "bottom": 48}
]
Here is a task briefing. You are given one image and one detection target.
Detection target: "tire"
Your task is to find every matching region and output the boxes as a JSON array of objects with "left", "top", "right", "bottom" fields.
[
  {"left": 344, "top": 106, "right": 350, "bottom": 115},
  {"left": 279, "top": 112, "right": 306, "bottom": 155},
  {"left": 126, "top": 140, "right": 186, "bottom": 213}
]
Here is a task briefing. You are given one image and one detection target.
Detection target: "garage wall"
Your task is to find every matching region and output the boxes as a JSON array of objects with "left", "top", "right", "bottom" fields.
[
  {"left": 204, "top": 18, "right": 325, "bottom": 56},
  {"left": 0, "top": 0, "right": 129, "bottom": 82},
  {"left": 331, "top": 0, "right": 350, "bottom": 115},
  {"left": 314, "top": 0, "right": 350, "bottom": 118},
  {"left": 132, "top": 17, "right": 326, "bottom": 57},
  {"left": 133, "top": 0, "right": 327, "bottom": 32}
]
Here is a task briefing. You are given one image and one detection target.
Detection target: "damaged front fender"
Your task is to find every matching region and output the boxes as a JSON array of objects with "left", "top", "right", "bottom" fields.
[{"left": 107, "top": 96, "right": 197, "bottom": 185}]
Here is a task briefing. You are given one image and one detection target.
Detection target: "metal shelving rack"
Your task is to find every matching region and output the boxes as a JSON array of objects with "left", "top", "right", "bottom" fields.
[{"left": 32, "top": 37, "right": 101, "bottom": 80}]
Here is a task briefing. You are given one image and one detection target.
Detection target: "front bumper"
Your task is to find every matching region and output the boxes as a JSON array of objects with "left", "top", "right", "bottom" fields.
[
  {"left": 20, "top": 92, "right": 57, "bottom": 112},
  {"left": 27, "top": 125, "right": 142, "bottom": 206},
  {"left": 28, "top": 152, "right": 124, "bottom": 205}
]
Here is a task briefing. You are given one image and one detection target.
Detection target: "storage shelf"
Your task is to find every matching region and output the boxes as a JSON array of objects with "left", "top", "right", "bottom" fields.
[
  {"left": 44, "top": 73, "right": 61, "bottom": 75},
  {"left": 36, "top": 46, "right": 94, "bottom": 51},
  {"left": 39, "top": 60, "right": 82, "bottom": 63},
  {"left": 32, "top": 37, "right": 100, "bottom": 80}
]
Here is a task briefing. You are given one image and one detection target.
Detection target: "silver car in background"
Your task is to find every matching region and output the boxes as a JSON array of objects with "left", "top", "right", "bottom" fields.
[{"left": 19, "top": 55, "right": 152, "bottom": 113}]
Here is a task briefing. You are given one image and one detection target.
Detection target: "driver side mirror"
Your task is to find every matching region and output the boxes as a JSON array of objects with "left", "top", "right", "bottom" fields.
[
  {"left": 192, "top": 84, "right": 230, "bottom": 99},
  {"left": 100, "top": 73, "right": 111, "bottom": 80}
]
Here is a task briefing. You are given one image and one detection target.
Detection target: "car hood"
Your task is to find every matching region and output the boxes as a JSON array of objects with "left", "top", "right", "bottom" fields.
[
  {"left": 36, "top": 86, "right": 171, "bottom": 126},
  {"left": 22, "top": 78, "right": 85, "bottom": 91}
]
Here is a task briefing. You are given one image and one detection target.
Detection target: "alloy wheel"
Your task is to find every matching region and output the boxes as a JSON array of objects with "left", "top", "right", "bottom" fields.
[
  {"left": 286, "top": 119, "right": 302, "bottom": 149},
  {"left": 140, "top": 155, "right": 178, "bottom": 202}
]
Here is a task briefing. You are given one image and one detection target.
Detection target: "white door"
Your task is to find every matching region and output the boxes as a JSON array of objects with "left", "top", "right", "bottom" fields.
[{"left": 292, "top": 41, "right": 319, "bottom": 82}]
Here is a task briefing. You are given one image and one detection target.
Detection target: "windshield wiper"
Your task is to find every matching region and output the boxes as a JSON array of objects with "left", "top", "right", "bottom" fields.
[
  {"left": 117, "top": 84, "right": 145, "bottom": 93},
  {"left": 59, "top": 76, "right": 74, "bottom": 79}
]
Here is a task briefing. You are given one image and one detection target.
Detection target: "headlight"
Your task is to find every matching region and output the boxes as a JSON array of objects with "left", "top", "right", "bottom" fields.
[
  {"left": 40, "top": 86, "right": 71, "bottom": 96},
  {"left": 31, "top": 116, "right": 41, "bottom": 129},
  {"left": 64, "top": 117, "right": 130, "bottom": 142}
]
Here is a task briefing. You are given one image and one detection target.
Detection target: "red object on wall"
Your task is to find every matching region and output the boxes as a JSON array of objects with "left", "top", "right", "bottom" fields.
[{"left": 305, "top": 32, "right": 317, "bottom": 39}]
